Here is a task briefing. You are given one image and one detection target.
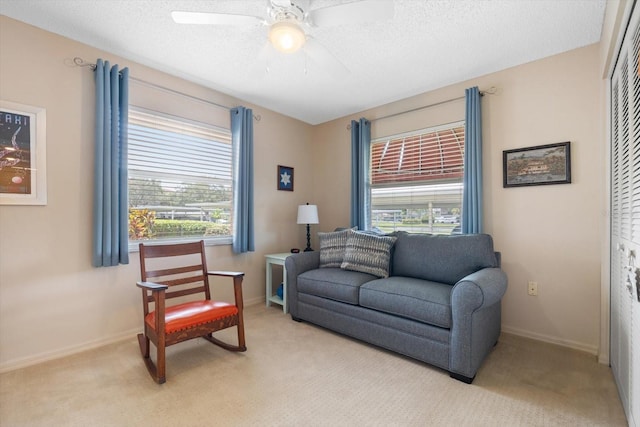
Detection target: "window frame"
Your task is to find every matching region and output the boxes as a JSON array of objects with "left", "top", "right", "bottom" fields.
[
  {"left": 127, "top": 106, "right": 233, "bottom": 252},
  {"left": 368, "top": 120, "right": 465, "bottom": 235}
]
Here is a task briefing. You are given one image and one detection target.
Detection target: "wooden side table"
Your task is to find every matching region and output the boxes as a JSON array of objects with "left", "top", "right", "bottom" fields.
[{"left": 265, "top": 253, "right": 291, "bottom": 313}]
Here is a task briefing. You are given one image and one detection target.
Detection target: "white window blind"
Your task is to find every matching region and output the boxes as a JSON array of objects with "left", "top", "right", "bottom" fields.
[
  {"left": 371, "top": 123, "right": 465, "bottom": 185},
  {"left": 128, "top": 107, "right": 233, "bottom": 243},
  {"left": 631, "top": 19, "right": 640, "bottom": 243}
]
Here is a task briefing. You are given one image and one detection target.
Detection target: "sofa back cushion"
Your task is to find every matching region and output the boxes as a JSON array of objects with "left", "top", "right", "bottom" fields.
[{"left": 392, "top": 233, "right": 498, "bottom": 285}]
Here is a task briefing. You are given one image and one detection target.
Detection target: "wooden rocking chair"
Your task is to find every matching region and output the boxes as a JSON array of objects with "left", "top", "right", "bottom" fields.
[{"left": 136, "top": 240, "right": 246, "bottom": 384}]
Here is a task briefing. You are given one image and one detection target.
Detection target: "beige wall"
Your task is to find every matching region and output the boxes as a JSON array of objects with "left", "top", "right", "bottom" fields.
[
  {"left": 0, "top": 17, "right": 314, "bottom": 371},
  {"left": 313, "top": 43, "right": 604, "bottom": 355},
  {"left": 0, "top": 3, "right": 620, "bottom": 371}
]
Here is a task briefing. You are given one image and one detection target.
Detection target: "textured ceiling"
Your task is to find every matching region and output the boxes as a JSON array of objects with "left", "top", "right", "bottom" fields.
[{"left": 0, "top": 0, "right": 606, "bottom": 125}]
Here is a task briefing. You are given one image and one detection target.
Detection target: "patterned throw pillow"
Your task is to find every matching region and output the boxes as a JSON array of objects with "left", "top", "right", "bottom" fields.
[
  {"left": 341, "top": 230, "right": 397, "bottom": 278},
  {"left": 318, "top": 229, "right": 352, "bottom": 268}
]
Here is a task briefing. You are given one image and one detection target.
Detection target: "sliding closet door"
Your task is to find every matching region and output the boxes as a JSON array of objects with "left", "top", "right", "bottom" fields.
[{"left": 610, "top": 3, "right": 639, "bottom": 426}]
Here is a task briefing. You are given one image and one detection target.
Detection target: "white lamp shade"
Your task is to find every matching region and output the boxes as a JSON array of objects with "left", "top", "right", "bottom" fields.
[
  {"left": 297, "top": 204, "right": 319, "bottom": 224},
  {"left": 269, "top": 21, "right": 306, "bottom": 53}
]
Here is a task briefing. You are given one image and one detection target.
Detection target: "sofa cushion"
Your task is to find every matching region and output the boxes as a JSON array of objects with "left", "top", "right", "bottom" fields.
[
  {"left": 392, "top": 233, "right": 498, "bottom": 285},
  {"left": 341, "top": 230, "right": 397, "bottom": 278},
  {"left": 359, "top": 277, "right": 453, "bottom": 328},
  {"left": 297, "top": 267, "right": 377, "bottom": 305},
  {"left": 318, "top": 229, "right": 352, "bottom": 268}
]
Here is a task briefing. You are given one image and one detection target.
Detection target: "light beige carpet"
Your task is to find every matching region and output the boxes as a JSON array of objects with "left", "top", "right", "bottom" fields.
[{"left": 0, "top": 304, "right": 626, "bottom": 426}]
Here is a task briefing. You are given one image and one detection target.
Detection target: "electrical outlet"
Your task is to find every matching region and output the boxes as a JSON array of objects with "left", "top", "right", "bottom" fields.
[{"left": 528, "top": 281, "right": 538, "bottom": 296}]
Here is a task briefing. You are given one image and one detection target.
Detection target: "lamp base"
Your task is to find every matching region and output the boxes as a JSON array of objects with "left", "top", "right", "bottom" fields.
[{"left": 304, "top": 223, "right": 313, "bottom": 252}]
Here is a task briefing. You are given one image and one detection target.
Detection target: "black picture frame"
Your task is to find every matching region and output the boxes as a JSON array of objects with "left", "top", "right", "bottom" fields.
[
  {"left": 503, "top": 142, "right": 571, "bottom": 188},
  {"left": 277, "top": 165, "right": 294, "bottom": 191}
]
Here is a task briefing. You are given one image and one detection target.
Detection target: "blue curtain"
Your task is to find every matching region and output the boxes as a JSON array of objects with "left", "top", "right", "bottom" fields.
[
  {"left": 92, "top": 59, "right": 129, "bottom": 267},
  {"left": 230, "top": 107, "right": 255, "bottom": 253},
  {"left": 350, "top": 118, "right": 371, "bottom": 230},
  {"left": 462, "top": 86, "right": 483, "bottom": 234}
]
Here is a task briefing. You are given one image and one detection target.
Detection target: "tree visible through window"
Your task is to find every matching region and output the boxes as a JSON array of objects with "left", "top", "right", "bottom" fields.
[
  {"left": 370, "top": 122, "right": 465, "bottom": 235},
  {"left": 128, "top": 107, "right": 233, "bottom": 244}
]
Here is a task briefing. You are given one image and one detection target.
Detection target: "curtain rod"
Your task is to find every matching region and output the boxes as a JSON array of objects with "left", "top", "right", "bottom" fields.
[
  {"left": 346, "top": 87, "right": 496, "bottom": 130},
  {"left": 72, "top": 57, "right": 261, "bottom": 122}
]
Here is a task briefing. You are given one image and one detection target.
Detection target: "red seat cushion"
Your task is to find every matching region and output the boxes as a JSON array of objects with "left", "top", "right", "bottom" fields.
[{"left": 145, "top": 300, "right": 238, "bottom": 334}]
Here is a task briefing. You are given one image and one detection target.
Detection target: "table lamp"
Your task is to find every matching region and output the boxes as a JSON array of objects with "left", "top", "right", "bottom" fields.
[{"left": 297, "top": 203, "right": 319, "bottom": 252}]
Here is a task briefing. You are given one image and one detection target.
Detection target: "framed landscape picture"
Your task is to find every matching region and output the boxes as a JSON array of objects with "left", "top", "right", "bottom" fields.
[
  {"left": 503, "top": 142, "right": 571, "bottom": 188},
  {"left": 277, "top": 165, "right": 294, "bottom": 191},
  {"left": 0, "top": 100, "right": 47, "bottom": 205}
]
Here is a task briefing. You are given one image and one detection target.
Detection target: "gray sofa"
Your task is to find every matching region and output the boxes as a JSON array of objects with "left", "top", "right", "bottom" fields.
[{"left": 285, "top": 230, "right": 508, "bottom": 383}]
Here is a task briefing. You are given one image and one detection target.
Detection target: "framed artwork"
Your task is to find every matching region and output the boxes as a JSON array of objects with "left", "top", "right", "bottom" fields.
[
  {"left": 503, "top": 142, "right": 571, "bottom": 188},
  {"left": 0, "top": 100, "right": 47, "bottom": 205},
  {"left": 277, "top": 165, "right": 294, "bottom": 191}
]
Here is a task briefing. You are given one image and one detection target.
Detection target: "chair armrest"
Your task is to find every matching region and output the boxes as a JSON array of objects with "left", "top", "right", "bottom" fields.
[
  {"left": 136, "top": 281, "right": 167, "bottom": 334},
  {"left": 207, "top": 271, "right": 244, "bottom": 310},
  {"left": 136, "top": 281, "right": 168, "bottom": 291},
  {"left": 207, "top": 271, "right": 244, "bottom": 278}
]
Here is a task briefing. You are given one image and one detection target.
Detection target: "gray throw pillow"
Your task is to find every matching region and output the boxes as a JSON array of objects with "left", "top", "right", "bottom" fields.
[
  {"left": 318, "top": 229, "right": 352, "bottom": 268},
  {"left": 341, "top": 230, "right": 397, "bottom": 278}
]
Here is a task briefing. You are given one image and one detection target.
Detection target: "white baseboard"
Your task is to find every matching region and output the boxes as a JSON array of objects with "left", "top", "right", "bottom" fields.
[
  {"left": 501, "top": 325, "right": 599, "bottom": 357},
  {"left": 245, "top": 296, "right": 265, "bottom": 307},
  {"left": 0, "top": 327, "right": 141, "bottom": 374},
  {"left": 0, "top": 297, "right": 268, "bottom": 374},
  {"left": 9, "top": 308, "right": 592, "bottom": 375}
]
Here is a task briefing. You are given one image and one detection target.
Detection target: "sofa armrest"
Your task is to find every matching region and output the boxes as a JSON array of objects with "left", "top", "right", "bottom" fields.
[
  {"left": 285, "top": 251, "right": 320, "bottom": 275},
  {"left": 452, "top": 267, "right": 507, "bottom": 312},
  {"left": 285, "top": 251, "right": 320, "bottom": 319},
  {"left": 449, "top": 267, "right": 508, "bottom": 380}
]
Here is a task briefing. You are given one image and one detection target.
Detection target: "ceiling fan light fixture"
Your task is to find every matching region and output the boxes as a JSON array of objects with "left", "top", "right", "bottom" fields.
[{"left": 269, "top": 21, "right": 306, "bottom": 53}]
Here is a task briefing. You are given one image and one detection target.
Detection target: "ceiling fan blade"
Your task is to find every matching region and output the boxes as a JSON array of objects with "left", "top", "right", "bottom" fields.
[
  {"left": 248, "top": 41, "right": 276, "bottom": 78},
  {"left": 304, "top": 37, "right": 350, "bottom": 78},
  {"left": 171, "top": 11, "right": 264, "bottom": 26},
  {"left": 271, "top": 0, "right": 295, "bottom": 7},
  {"left": 308, "top": 0, "right": 394, "bottom": 27}
]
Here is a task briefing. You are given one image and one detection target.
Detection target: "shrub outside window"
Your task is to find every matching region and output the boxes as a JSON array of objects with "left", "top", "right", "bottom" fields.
[
  {"left": 128, "top": 107, "right": 233, "bottom": 246},
  {"left": 370, "top": 121, "right": 465, "bottom": 235}
]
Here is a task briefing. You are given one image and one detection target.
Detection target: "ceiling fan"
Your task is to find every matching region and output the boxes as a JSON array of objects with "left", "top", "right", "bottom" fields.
[{"left": 171, "top": 0, "right": 394, "bottom": 76}]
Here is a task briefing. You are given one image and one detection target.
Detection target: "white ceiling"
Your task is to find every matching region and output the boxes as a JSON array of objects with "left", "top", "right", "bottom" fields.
[{"left": 1, "top": 0, "right": 606, "bottom": 125}]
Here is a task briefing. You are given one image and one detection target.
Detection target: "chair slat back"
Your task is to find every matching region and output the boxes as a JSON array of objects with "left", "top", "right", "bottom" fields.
[{"left": 139, "top": 241, "right": 212, "bottom": 308}]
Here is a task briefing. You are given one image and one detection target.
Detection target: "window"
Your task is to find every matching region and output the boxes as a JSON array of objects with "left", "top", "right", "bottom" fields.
[
  {"left": 370, "top": 121, "right": 464, "bottom": 235},
  {"left": 128, "top": 107, "right": 233, "bottom": 245}
]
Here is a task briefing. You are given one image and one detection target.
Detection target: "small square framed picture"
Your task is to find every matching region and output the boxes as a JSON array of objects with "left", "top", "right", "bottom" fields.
[{"left": 277, "top": 165, "right": 294, "bottom": 191}]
